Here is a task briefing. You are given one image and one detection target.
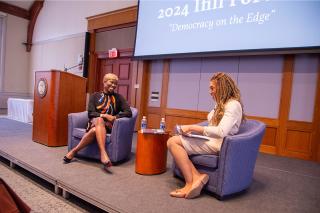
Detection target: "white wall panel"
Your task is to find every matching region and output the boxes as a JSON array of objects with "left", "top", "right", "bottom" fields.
[
  {"left": 289, "top": 54, "right": 318, "bottom": 122},
  {"left": 30, "top": 35, "right": 85, "bottom": 93},
  {"left": 167, "top": 59, "right": 201, "bottom": 110},
  {"left": 33, "top": 1, "right": 137, "bottom": 42},
  {"left": 238, "top": 56, "right": 283, "bottom": 118},
  {"left": 4, "top": 15, "right": 30, "bottom": 93},
  {"left": 198, "top": 57, "right": 239, "bottom": 112},
  {"left": 30, "top": 1, "right": 137, "bottom": 94},
  {"left": 148, "top": 61, "right": 163, "bottom": 107}
]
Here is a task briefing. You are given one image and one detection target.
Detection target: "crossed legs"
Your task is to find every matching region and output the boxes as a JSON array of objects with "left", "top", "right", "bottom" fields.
[
  {"left": 167, "top": 136, "right": 208, "bottom": 198},
  {"left": 65, "top": 117, "right": 111, "bottom": 165}
]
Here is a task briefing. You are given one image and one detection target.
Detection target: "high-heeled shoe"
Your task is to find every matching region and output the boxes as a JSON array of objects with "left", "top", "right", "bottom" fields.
[
  {"left": 185, "top": 174, "right": 209, "bottom": 199},
  {"left": 102, "top": 161, "right": 112, "bottom": 170},
  {"left": 63, "top": 156, "right": 72, "bottom": 164},
  {"left": 170, "top": 190, "right": 186, "bottom": 198}
]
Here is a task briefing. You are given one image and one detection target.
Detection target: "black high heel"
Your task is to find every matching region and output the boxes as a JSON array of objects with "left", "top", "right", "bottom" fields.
[
  {"left": 63, "top": 156, "right": 72, "bottom": 164},
  {"left": 102, "top": 161, "right": 112, "bottom": 170}
]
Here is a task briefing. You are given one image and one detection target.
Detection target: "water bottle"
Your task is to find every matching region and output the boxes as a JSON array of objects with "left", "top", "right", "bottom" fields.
[
  {"left": 160, "top": 117, "right": 166, "bottom": 132},
  {"left": 141, "top": 116, "right": 147, "bottom": 132}
]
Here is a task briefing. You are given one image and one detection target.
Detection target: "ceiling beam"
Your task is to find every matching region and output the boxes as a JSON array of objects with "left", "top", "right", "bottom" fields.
[
  {"left": 0, "top": 1, "right": 30, "bottom": 20},
  {"left": 25, "top": 0, "right": 44, "bottom": 52}
]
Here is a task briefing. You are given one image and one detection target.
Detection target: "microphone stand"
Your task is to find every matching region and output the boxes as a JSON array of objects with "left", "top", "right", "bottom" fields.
[{"left": 64, "top": 63, "right": 82, "bottom": 72}]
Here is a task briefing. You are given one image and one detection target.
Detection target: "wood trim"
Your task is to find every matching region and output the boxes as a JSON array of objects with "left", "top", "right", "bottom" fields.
[
  {"left": 130, "top": 60, "right": 138, "bottom": 107},
  {"left": 312, "top": 56, "right": 320, "bottom": 162},
  {"left": 147, "top": 107, "right": 162, "bottom": 115},
  {"left": 96, "top": 22, "right": 136, "bottom": 33},
  {"left": 139, "top": 61, "right": 150, "bottom": 123},
  {"left": 277, "top": 55, "right": 294, "bottom": 155},
  {"left": 25, "top": 0, "right": 44, "bottom": 52},
  {"left": 287, "top": 121, "right": 313, "bottom": 131},
  {"left": 87, "top": 6, "right": 137, "bottom": 31},
  {"left": 95, "top": 49, "right": 133, "bottom": 59},
  {"left": 0, "top": 1, "right": 30, "bottom": 20},
  {"left": 260, "top": 144, "right": 277, "bottom": 154},
  {"left": 94, "top": 55, "right": 102, "bottom": 92},
  {"left": 160, "top": 60, "right": 170, "bottom": 118},
  {"left": 247, "top": 115, "right": 279, "bottom": 128},
  {"left": 165, "top": 108, "right": 208, "bottom": 120},
  {"left": 133, "top": 60, "right": 147, "bottom": 131},
  {"left": 163, "top": 109, "right": 278, "bottom": 126}
]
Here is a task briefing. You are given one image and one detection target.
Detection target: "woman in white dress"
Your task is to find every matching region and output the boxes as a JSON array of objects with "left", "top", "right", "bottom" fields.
[{"left": 167, "top": 72, "right": 245, "bottom": 199}]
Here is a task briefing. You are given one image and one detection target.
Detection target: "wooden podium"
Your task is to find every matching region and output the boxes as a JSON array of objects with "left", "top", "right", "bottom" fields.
[{"left": 32, "top": 70, "right": 87, "bottom": 146}]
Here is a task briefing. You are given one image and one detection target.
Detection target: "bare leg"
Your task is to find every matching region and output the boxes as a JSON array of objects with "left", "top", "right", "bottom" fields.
[
  {"left": 167, "top": 136, "right": 205, "bottom": 197},
  {"left": 65, "top": 128, "right": 96, "bottom": 159},
  {"left": 94, "top": 117, "right": 110, "bottom": 164}
]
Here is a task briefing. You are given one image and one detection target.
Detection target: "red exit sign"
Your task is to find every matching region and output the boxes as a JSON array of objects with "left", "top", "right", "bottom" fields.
[{"left": 108, "top": 48, "right": 118, "bottom": 58}]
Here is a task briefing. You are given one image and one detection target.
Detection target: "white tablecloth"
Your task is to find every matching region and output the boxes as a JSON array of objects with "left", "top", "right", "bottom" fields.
[{"left": 7, "top": 98, "right": 34, "bottom": 123}]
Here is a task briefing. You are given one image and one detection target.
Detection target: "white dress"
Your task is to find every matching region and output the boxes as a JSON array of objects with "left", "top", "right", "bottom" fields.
[{"left": 180, "top": 100, "right": 243, "bottom": 155}]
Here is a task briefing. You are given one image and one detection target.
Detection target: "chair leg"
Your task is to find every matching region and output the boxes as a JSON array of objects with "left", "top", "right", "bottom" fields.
[
  {"left": 213, "top": 189, "right": 248, "bottom": 201},
  {"left": 215, "top": 194, "right": 224, "bottom": 201}
]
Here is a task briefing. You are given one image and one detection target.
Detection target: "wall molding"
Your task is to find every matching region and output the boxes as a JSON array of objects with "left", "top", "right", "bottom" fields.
[
  {"left": 87, "top": 6, "right": 137, "bottom": 31},
  {"left": 33, "top": 32, "right": 86, "bottom": 45}
]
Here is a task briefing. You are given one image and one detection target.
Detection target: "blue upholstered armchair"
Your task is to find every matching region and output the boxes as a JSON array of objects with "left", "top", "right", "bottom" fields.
[
  {"left": 172, "top": 119, "right": 266, "bottom": 199},
  {"left": 67, "top": 107, "right": 138, "bottom": 163}
]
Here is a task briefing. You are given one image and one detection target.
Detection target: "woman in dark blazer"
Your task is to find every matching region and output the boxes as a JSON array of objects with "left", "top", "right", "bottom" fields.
[{"left": 63, "top": 73, "right": 132, "bottom": 169}]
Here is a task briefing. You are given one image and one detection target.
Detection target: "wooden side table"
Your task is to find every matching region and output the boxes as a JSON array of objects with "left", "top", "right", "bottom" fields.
[{"left": 135, "top": 131, "right": 169, "bottom": 175}]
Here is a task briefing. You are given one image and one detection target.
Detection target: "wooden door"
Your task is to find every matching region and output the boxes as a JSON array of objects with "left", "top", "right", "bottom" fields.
[{"left": 96, "top": 57, "right": 133, "bottom": 104}]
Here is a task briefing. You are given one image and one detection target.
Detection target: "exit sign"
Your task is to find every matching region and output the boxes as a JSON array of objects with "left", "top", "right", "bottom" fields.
[{"left": 108, "top": 48, "right": 118, "bottom": 58}]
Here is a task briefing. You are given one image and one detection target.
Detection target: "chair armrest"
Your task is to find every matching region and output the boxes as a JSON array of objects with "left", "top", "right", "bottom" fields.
[
  {"left": 109, "top": 108, "right": 138, "bottom": 161},
  {"left": 68, "top": 111, "right": 88, "bottom": 128},
  {"left": 216, "top": 122, "right": 265, "bottom": 196},
  {"left": 68, "top": 111, "right": 88, "bottom": 151}
]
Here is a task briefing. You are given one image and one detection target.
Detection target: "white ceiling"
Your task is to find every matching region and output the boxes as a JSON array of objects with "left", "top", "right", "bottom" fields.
[{"left": 3, "top": 0, "right": 34, "bottom": 10}]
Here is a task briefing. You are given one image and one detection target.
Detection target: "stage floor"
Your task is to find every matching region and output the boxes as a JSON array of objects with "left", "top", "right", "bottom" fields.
[{"left": 0, "top": 118, "right": 319, "bottom": 213}]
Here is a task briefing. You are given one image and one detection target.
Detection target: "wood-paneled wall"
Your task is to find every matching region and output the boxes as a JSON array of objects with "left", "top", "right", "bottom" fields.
[{"left": 143, "top": 56, "right": 320, "bottom": 162}]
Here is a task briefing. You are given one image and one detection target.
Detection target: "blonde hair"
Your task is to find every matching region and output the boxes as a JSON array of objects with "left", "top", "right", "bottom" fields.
[
  {"left": 103, "top": 73, "right": 119, "bottom": 82},
  {"left": 210, "top": 72, "right": 245, "bottom": 125}
]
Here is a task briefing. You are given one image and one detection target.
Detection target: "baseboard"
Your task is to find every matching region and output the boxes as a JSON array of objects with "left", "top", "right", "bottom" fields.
[{"left": 0, "top": 108, "right": 7, "bottom": 115}]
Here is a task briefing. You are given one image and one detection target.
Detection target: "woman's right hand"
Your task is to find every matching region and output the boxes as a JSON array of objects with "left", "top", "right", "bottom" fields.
[
  {"left": 181, "top": 125, "right": 205, "bottom": 135},
  {"left": 100, "top": 114, "right": 116, "bottom": 122},
  {"left": 181, "top": 125, "right": 191, "bottom": 133}
]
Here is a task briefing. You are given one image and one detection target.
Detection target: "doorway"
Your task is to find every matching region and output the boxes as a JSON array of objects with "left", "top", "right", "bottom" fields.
[{"left": 96, "top": 56, "right": 133, "bottom": 105}]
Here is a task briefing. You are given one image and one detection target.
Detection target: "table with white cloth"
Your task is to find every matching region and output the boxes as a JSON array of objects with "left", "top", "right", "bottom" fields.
[{"left": 7, "top": 98, "right": 34, "bottom": 123}]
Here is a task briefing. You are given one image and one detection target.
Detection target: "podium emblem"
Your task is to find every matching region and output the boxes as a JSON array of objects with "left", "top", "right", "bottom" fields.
[{"left": 37, "top": 78, "right": 47, "bottom": 98}]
